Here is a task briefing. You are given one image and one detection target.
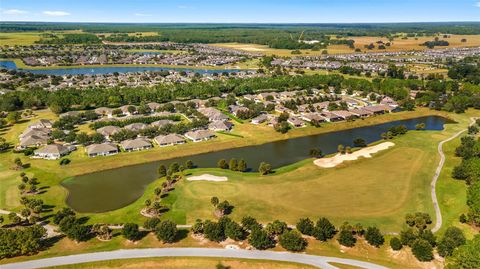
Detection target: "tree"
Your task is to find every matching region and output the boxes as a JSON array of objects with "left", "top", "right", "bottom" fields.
[
  {"left": 237, "top": 159, "right": 247, "bottom": 172},
  {"left": 337, "top": 144, "right": 345, "bottom": 154},
  {"left": 241, "top": 216, "right": 261, "bottom": 231},
  {"left": 265, "top": 220, "right": 288, "bottom": 236},
  {"left": 155, "top": 220, "right": 177, "bottom": 243},
  {"left": 309, "top": 148, "right": 323, "bottom": 158},
  {"left": 411, "top": 239, "right": 434, "bottom": 262},
  {"left": 6, "top": 111, "right": 21, "bottom": 124},
  {"left": 211, "top": 196, "right": 219, "bottom": 207},
  {"left": 279, "top": 230, "right": 307, "bottom": 251},
  {"left": 390, "top": 237, "right": 402, "bottom": 251},
  {"left": 229, "top": 158, "right": 238, "bottom": 171},
  {"left": 122, "top": 223, "right": 140, "bottom": 241},
  {"left": 169, "top": 162, "right": 179, "bottom": 173},
  {"left": 296, "top": 218, "right": 315, "bottom": 236},
  {"left": 203, "top": 221, "right": 225, "bottom": 242},
  {"left": 353, "top": 138, "right": 367, "bottom": 147},
  {"left": 337, "top": 229, "right": 356, "bottom": 247},
  {"left": 217, "top": 159, "right": 228, "bottom": 169},
  {"left": 65, "top": 223, "right": 91, "bottom": 242},
  {"left": 158, "top": 165, "right": 167, "bottom": 178},
  {"left": 0, "top": 137, "right": 9, "bottom": 152},
  {"left": 313, "top": 217, "right": 336, "bottom": 241},
  {"left": 437, "top": 226, "right": 466, "bottom": 257},
  {"left": 400, "top": 228, "right": 418, "bottom": 247},
  {"left": 446, "top": 234, "right": 480, "bottom": 269},
  {"left": 216, "top": 200, "right": 232, "bottom": 216},
  {"left": 258, "top": 162, "right": 272, "bottom": 175},
  {"left": 248, "top": 228, "right": 275, "bottom": 250},
  {"left": 143, "top": 217, "right": 161, "bottom": 231},
  {"left": 0, "top": 225, "right": 46, "bottom": 259},
  {"left": 53, "top": 207, "right": 76, "bottom": 225},
  {"left": 225, "top": 221, "right": 244, "bottom": 241},
  {"left": 365, "top": 226, "right": 384, "bottom": 247},
  {"left": 185, "top": 160, "right": 194, "bottom": 169}
]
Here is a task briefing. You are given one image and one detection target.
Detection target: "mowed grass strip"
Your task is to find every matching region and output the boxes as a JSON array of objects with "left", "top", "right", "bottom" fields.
[{"left": 42, "top": 257, "right": 316, "bottom": 269}]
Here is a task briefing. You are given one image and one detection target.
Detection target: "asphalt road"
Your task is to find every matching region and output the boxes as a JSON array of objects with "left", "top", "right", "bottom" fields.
[{"left": 2, "top": 248, "right": 389, "bottom": 269}]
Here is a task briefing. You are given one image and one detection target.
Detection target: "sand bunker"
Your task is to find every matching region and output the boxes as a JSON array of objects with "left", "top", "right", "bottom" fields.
[
  {"left": 187, "top": 174, "right": 228, "bottom": 182},
  {"left": 314, "top": 142, "right": 395, "bottom": 168}
]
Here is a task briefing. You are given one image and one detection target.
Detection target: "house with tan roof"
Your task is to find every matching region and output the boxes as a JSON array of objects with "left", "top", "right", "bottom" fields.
[
  {"left": 33, "top": 144, "right": 72, "bottom": 160},
  {"left": 120, "top": 138, "right": 152, "bottom": 152},
  {"left": 86, "top": 143, "right": 118, "bottom": 157},
  {"left": 19, "top": 135, "right": 48, "bottom": 149},
  {"left": 94, "top": 107, "right": 114, "bottom": 118},
  {"left": 28, "top": 119, "right": 53, "bottom": 129},
  {"left": 124, "top": 123, "right": 148, "bottom": 132},
  {"left": 185, "top": 130, "right": 216, "bottom": 142},
  {"left": 208, "top": 121, "right": 233, "bottom": 132},
  {"left": 154, "top": 134, "right": 186, "bottom": 146}
]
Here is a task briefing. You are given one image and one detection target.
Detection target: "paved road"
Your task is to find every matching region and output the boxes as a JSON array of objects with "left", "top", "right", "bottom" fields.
[
  {"left": 430, "top": 117, "right": 477, "bottom": 233},
  {"left": 2, "top": 248, "right": 388, "bottom": 269}
]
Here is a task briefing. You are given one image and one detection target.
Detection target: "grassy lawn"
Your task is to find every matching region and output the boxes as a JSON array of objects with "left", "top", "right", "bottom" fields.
[
  {"left": 43, "top": 257, "right": 316, "bottom": 269},
  {"left": 0, "top": 32, "right": 42, "bottom": 46}
]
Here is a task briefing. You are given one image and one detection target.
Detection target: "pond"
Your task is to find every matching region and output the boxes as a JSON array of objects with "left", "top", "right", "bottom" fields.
[
  {"left": 62, "top": 116, "right": 449, "bottom": 213},
  {"left": 0, "top": 60, "right": 241, "bottom": 76}
]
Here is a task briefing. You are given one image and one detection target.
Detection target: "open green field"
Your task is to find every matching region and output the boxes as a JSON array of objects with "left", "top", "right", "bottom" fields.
[
  {"left": 0, "top": 32, "right": 42, "bottom": 46},
  {"left": 43, "top": 257, "right": 316, "bottom": 269}
]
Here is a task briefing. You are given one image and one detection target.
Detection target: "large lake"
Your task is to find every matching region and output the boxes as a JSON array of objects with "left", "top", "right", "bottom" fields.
[
  {"left": 63, "top": 116, "right": 448, "bottom": 213},
  {"left": 0, "top": 60, "right": 241, "bottom": 75}
]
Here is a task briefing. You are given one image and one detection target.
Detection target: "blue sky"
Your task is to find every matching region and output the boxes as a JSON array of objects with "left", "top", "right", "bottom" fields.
[{"left": 1, "top": 0, "right": 479, "bottom": 23}]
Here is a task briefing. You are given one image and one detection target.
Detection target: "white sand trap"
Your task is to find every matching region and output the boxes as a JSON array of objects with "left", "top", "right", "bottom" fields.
[
  {"left": 314, "top": 142, "right": 395, "bottom": 168},
  {"left": 187, "top": 174, "right": 228, "bottom": 182}
]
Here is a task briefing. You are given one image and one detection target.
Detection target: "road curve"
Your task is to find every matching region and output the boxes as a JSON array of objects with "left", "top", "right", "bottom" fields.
[
  {"left": 431, "top": 117, "right": 477, "bottom": 233},
  {"left": 2, "top": 248, "right": 388, "bottom": 269}
]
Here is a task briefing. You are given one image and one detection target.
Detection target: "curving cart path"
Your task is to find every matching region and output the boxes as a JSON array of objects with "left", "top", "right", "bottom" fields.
[{"left": 431, "top": 117, "right": 477, "bottom": 233}]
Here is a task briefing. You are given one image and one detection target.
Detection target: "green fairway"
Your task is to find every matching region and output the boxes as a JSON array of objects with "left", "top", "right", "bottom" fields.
[{"left": 0, "top": 32, "right": 42, "bottom": 46}]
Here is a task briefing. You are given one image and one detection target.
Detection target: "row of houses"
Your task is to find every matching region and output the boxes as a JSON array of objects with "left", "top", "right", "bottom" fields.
[{"left": 85, "top": 129, "right": 216, "bottom": 157}]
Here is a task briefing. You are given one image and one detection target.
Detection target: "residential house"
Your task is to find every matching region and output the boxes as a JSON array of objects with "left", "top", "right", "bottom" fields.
[
  {"left": 124, "top": 123, "right": 148, "bottom": 132},
  {"left": 33, "top": 144, "right": 71, "bottom": 160},
  {"left": 331, "top": 110, "right": 357, "bottom": 120},
  {"left": 251, "top": 114, "right": 268, "bottom": 124},
  {"left": 94, "top": 107, "right": 114, "bottom": 118},
  {"left": 120, "top": 138, "right": 152, "bottom": 152},
  {"left": 208, "top": 121, "right": 233, "bottom": 132},
  {"left": 349, "top": 108, "right": 373, "bottom": 118},
  {"left": 185, "top": 130, "right": 216, "bottom": 142},
  {"left": 320, "top": 112, "right": 343, "bottom": 122},
  {"left": 19, "top": 135, "right": 48, "bottom": 149},
  {"left": 300, "top": 113, "right": 326, "bottom": 123},
  {"left": 287, "top": 117, "right": 306, "bottom": 128},
  {"left": 154, "top": 134, "right": 186, "bottom": 146},
  {"left": 28, "top": 119, "right": 53, "bottom": 129},
  {"left": 96, "top": 125, "right": 121, "bottom": 139},
  {"left": 86, "top": 143, "right": 118, "bottom": 157},
  {"left": 151, "top": 119, "right": 174, "bottom": 128}
]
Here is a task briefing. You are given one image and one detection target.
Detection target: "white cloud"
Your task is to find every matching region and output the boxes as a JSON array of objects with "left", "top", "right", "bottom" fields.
[
  {"left": 2, "top": 9, "right": 28, "bottom": 15},
  {"left": 43, "top": 11, "right": 70, "bottom": 16},
  {"left": 134, "top": 13, "right": 151, "bottom": 17},
  {"left": 475, "top": 2, "right": 480, "bottom": 7},
  {"left": 177, "top": 5, "right": 193, "bottom": 9}
]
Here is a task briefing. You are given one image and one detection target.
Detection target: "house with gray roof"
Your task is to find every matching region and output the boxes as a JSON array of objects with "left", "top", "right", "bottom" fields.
[
  {"left": 185, "top": 130, "right": 216, "bottom": 142},
  {"left": 28, "top": 119, "right": 53, "bottom": 129},
  {"left": 251, "top": 114, "right": 268, "bottom": 124},
  {"left": 94, "top": 107, "right": 114, "bottom": 118},
  {"left": 151, "top": 119, "right": 174, "bottom": 128},
  {"left": 124, "top": 123, "right": 148, "bottom": 132},
  {"left": 33, "top": 144, "right": 72, "bottom": 160},
  {"left": 86, "top": 143, "right": 118, "bottom": 157},
  {"left": 19, "top": 135, "right": 48, "bottom": 149},
  {"left": 120, "top": 138, "right": 152, "bottom": 152},
  {"left": 96, "top": 125, "right": 121, "bottom": 139},
  {"left": 154, "top": 134, "right": 186, "bottom": 146},
  {"left": 208, "top": 121, "right": 233, "bottom": 132}
]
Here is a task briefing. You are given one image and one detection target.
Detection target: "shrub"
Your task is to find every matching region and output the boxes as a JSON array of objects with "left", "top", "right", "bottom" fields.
[
  {"left": 59, "top": 158, "right": 71, "bottom": 165},
  {"left": 312, "top": 217, "right": 336, "bottom": 241},
  {"left": 390, "top": 237, "right": 402, "bottom": 251},
  {"left": 437, "top": 227, "right": 466, "bottom": 257}
]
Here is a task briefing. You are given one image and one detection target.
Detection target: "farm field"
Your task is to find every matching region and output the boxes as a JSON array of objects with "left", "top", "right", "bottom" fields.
[{"left": 213, "top": 34, "right": 480, "bottom": 56}]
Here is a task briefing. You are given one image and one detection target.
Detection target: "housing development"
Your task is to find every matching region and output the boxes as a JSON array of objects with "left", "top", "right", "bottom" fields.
[{"left": 0, "top": 2, "right": 480, "bottom": 269}]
